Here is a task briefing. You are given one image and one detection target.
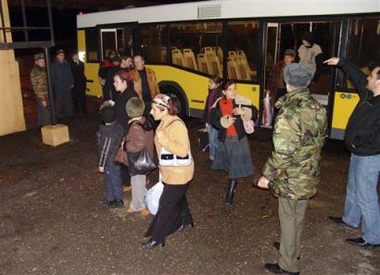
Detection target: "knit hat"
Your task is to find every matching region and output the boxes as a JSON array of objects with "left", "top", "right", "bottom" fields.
[
  {"left": 284, "top": 49, "right": 296, "bottom": 57},
  {"left": 284, "top": 63, "right": 313, "bottom": 88},
  {"left": 126, "top": 97, "right": 145, "bottom": 118},
  {"left": 152, "top": 94, "right": 171, "bottom": 109},
  {"left": 301, "top": 32, "right": 314, "bottom": 45},
  {"left": 100, "top": 105, "right": 116, "bottom": 123},
  {"left": 152, "top": 94, "right": 178, "bottom": 115}
]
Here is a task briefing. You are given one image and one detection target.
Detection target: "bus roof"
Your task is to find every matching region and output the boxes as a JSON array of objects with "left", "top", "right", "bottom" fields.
[{"left": 77, "top": 0, "right": 380, "bottom": 28}]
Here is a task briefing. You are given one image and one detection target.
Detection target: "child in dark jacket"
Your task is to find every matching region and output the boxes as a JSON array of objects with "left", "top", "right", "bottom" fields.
[{"left": 96, "top": 104, "right": 125, "bottom": 208}]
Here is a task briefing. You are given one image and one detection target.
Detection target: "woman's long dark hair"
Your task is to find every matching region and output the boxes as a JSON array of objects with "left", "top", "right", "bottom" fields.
[
  {"left": 222, "top": 79, "right": 235, "bottom": 91},
  {"left": 210, "top": 75, "right": 223, "bottom": 87}
]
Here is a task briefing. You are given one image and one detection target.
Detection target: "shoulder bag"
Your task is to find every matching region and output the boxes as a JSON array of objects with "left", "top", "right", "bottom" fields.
[
  {"left": 159, "top": 147, "right": 192, "bottom": 167},
  {"left": 158, "top": 119, "right": 192, "bottom": 167},
  {"left": 128, "top": 147, "right": 157, "bottom": 176}
]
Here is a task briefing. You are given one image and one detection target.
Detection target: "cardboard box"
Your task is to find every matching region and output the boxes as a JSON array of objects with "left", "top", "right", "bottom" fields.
[{"left": 41, "top": 124, "right": 70, "bottom": 146}]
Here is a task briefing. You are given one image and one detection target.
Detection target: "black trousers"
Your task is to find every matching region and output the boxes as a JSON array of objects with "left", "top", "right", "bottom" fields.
[
  {"left": 72, "top": 86, "right": 87, "bottom": 113},
  {"left": 120, "top": 164, "right": 131, "bottom": 187},
  {"left": 145, "top": 182, "right": 193, "bottom": 242}
]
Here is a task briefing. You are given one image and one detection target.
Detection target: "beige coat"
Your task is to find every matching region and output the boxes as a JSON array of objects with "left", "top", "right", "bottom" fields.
[
  {"left": 155, "top": 115, "right": 194, "bottom": 185},
  {"left": 129, "top": 67, "right": 160, "bottom": 100}
]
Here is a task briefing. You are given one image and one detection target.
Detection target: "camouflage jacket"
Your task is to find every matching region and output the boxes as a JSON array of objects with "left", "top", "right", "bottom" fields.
[
  {"left": 30, "top": 65, "right": 48, "bottom": 100},
  {"left": 262, "top": 88, "right": 327, "bottom": 200}
]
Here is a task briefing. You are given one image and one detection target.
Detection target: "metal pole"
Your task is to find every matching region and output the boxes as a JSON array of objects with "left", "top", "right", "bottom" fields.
[
  {"left": 47, "top": 0, "right": 55, "bottom": 44},
  {"left": 44, "top": 47, "right": 57, "bottom": 125},
  {"left": 0, "top": 0, "right": 7, "bottom": 43},
  {"left": 21, "top": 0, "right": 29, "bottom": 42},
  {"left": 45, "top": 0, "right": 56, "bottom": 125}
]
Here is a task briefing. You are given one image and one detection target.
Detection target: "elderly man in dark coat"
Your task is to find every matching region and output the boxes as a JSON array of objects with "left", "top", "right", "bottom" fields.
[{"left": 51, "top": 49, "right": 74, "bottom": 120}]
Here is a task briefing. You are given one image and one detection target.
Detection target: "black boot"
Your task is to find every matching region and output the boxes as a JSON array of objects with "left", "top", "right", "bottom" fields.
[{"left": 225, "top": 180, "right": 237, "bottom": 204}]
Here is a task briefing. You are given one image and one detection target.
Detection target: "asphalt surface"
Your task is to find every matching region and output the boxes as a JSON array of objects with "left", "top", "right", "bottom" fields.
[{"left": 1, "top": 96, "right": 380, "bottom": 275}]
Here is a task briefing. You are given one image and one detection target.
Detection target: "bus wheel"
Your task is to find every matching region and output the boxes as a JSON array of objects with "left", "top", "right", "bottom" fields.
[{"left": 160, "top": 84, "right": 188, "bottom": 119}]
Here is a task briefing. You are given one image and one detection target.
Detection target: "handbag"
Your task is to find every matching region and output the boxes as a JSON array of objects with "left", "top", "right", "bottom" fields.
[
  {"left": 114, "top": 146, "right": 128, "bottom": 166},
  {"left": 158, "top": 118, "right": 192, "bottom": 167},
  {"left": 243, "top": 119, "right": 255, "bottom": 134},
  {"left": 128, "top": 147, "right": 157, "bottom": 176},
  {"left": 238, "top": 104, "right": 255, "bottom": 134},
  {"left": 159, "top": 147, "right": 192, "bottom": 167},
  {"left": 144, "top": 180, "right": 164, "bottom": 215}
]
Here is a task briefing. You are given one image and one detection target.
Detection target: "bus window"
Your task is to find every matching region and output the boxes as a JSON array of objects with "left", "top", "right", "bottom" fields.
[
  {"left": 169, "top": 21, "right": 223, "bottom": 76},
  {"left": 139, "top": 24, "right": 167, "bottom": 63},
  {"left": 85, "top": 28, "right": 99, "bottom": 63},
  {"left": 227, "top": 21, "right": 260, "bottom": 81},
  {"left": 343, "top": 17, "right": 380, "bottom": 89}
]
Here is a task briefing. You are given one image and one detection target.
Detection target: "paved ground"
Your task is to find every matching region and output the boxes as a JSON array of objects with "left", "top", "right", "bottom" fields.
[{"left": 1, "top": 88, "right": 380, "bottom": 275}]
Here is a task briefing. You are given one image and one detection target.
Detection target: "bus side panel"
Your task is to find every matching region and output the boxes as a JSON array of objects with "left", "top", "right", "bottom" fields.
[
  {"left": 235, "top": 83, "right": 260, "bottom": 112},
  {"left": 149, "top": 65, "right": 260, "bottom": 117},
  {"left": 77, "top": 30, "right": 86, "bottom": 53},
  {"left": 77, "top": 30, "right": 103, "bottom": 97},
  {"left": 84, "top": 63, "right": 102, "bottom": 97},
  {"left": 149, "top": 65, "right": 209, "bottom": 116},
  {"left": 330, "top": 91, "right": 359, "bottom": 140}
]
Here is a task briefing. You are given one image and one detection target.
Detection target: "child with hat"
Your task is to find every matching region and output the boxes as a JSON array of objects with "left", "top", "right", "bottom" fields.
[{"left": 96, "top": 103, "right": 125, "bottom": 208}]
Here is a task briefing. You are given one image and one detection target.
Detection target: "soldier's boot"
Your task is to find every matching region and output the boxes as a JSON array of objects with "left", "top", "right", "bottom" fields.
[{"left": 225, "top": 179, "right": 237, "bottom": 204}]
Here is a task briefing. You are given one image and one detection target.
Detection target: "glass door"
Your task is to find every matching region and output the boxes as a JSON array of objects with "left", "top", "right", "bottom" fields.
[
  {"left": 261, "top": 22, "right": 280, "bottom": 127},
  {"left": 100, "top": 29, "right": 117, "bottom": 60}
]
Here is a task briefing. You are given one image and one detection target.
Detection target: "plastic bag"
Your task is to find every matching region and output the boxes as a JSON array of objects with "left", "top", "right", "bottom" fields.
[{"left": 144, "top": 181, "right": 164, "bottom": 215}]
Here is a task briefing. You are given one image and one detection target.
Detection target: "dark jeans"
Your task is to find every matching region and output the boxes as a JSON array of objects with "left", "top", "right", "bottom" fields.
[
  {"left": 120, "top": 164, "right": 131, "bottom": 187},
  {"left": 104, "top": 163, "right": 123, "bottom": 201},
  {"left": 145, "top": 182, "right": 193, "bottom": 242}
]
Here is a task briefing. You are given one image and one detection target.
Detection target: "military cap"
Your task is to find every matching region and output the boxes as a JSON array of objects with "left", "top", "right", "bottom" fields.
[
  {"left": 34, "top": 53, "right": 45, "bottom": 61},
  {"left": 56, "top": 49, "right": 65, "bottom": 55},
  {"left": 284, "top": 63, "right": 313, "bottom": 88}
]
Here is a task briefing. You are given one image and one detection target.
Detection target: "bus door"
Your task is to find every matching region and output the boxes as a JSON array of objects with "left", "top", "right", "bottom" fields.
[
  {"left": 262, "top": 20, "right": 341, "bottom": 130},
  {"left": 100, "top": 26, "right": 136, "bottom": 60},
  {"left": 261, "top": 22, "right": 280, "bottom": 128},
  {"left": 100, "top": 29, "right": 118, "bottom": 60},
  {"left": 279, "top": 21, "right": 340, "bottom": 137}
]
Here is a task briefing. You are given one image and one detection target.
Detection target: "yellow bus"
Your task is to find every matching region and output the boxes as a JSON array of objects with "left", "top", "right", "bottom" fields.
[{"left": 76, "top": 0, "right": 379, "bottom": 139}]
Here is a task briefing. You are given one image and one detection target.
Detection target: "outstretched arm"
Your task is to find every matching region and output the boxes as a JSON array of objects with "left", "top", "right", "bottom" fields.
[
  {"left": 323, "top": 57, "right": 340, "bottom": 66},
  {"left": 324, "top": 57, "right": 368, "bottom": 98}
]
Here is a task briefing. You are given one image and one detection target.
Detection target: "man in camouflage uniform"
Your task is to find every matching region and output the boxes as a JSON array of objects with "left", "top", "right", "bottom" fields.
[
  {"left": 30, "top": 53, "right": 51, "bottom": 127},
  {"left": 258, "top": 63, "right": 327, "bottom": 275}
]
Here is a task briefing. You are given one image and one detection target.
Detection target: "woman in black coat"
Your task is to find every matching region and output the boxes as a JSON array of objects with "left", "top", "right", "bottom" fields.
[{"left": 112, "top": 70, "right": 139, "bottom": 190}]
